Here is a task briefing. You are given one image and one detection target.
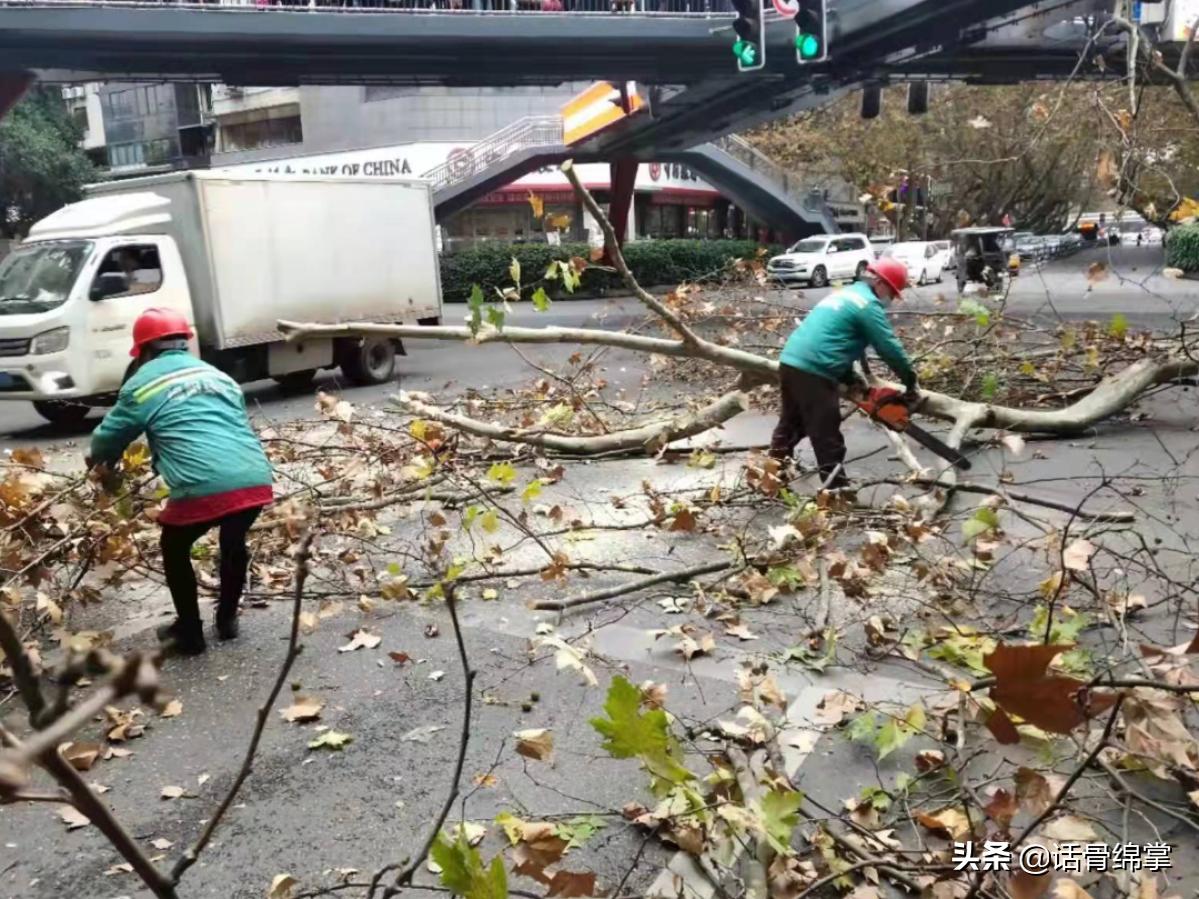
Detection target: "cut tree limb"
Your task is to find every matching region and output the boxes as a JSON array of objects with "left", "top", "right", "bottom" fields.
[
  {"left": 532, "top": 558, "right": 738, "bottom": 612},
  {"left": 396, "top": 390, "right": 748, "bottom": 456}
]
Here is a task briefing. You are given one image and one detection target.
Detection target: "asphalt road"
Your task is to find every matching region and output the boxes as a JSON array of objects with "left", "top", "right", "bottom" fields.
[
  {"left": 4, "top": 241, "right": 1199, "bottom": 898},
  {"left": 1, "top": 243, "right": 1192, "bottom": 452}
]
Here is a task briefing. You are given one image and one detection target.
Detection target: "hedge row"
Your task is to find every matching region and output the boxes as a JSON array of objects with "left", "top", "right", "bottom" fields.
[
  {"left": 440, "top": 239, "right": 781, "bottom": 302},
  {"left": 1165, "top": 224, "right": 1199, "bottom": 272}
]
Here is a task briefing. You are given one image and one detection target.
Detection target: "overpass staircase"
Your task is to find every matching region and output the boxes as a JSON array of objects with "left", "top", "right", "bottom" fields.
[{"left": 422, "top": 117, "right": 839, "bottom": 238}]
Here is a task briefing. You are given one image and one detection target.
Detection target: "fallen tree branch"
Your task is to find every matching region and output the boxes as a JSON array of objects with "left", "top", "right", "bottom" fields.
[
  {"left": 396, "top": 390, "right": 749, "bottom": 456},
  {"left": 532, "top": 558, "right": 740, "bottom": 612},
  {"left": 864, "top": 477, "right": 1136, "bottom": 522}
]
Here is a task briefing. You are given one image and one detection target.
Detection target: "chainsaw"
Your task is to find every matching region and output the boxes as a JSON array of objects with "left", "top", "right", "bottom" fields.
[{"left": 853, "top": 387, "right": 972, "bottom": 470}]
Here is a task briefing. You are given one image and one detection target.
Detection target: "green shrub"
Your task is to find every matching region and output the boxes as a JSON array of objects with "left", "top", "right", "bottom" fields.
[
  {"left": 440, "top": 239, "right": 780, "bottom": 302},
  {"left": 1165, "top": 224, "right": 1199, "bottom": 271}
]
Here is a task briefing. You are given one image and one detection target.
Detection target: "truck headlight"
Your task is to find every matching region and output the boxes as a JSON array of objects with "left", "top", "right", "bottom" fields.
[{"left": 30, "top": 327, "right": 70, "bottom": 355}]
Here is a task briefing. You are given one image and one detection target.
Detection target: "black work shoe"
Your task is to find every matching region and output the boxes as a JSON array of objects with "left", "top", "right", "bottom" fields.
[
  {"left": 156, "top": 618, "right": 206, "bottom": 656},
  {"left": 214, "top": 612, "right": 239, "bottom": 641}
]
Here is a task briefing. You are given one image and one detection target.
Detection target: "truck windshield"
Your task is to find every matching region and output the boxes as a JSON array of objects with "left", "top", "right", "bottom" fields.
[{"left": 0, "top": 241, "right": 93, "bottom": 316}]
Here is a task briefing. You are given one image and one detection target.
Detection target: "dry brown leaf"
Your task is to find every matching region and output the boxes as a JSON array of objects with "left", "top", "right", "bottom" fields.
[
  {"left": 724, "top": 621, "right": 759, "bottom": 642},
  {"left": 1008, "top": 869, "right": 1053, "bottom": 899},
  {"left": 757, "top": 673, "right": 786, "bottom": 710},
  {"left": 1053, "top": 879, "right": 1096, "bottom": 899},
  {"left": 546, "top": 870, "right": 599, "bottom": 898},
  {"left": 1085, "top": 262, "right": 1109, "bottom": 286},
  {"left": 159, "top": 699, "right": 183, "bottom": 719},
  {"left": 338, "top": 629, "right": 382, "bottom": 652},
  {"left": 280, "top": 697, "right": 324, "bottom": 724},
  {"left": 915, "top": 807, "right": 972, "bottom": 841},
  {"left": 58, "top": 805, "right": 90, "bottom": 831},
  {"left": 388, "top": 651, "right": 412, "bottom": 666},
  {"left": 985, "top": 707, "right": 1021, "bottom": 745},
  {"left": 1015, "top": 768, "right": 1056, "bottom": 815},
  {"left": 160, "top": 785, "right": 185, "bottom": 800},
  {"left": 61, "top": 741, "right": 102, "bottom": 772},
  {"left": 514, "top": 728, "right": 554, "bottom": 762},
  {"left": 151, "top": 837, "right": 174, "bottom": 851},
  {"left": 640, "top": 681, "right": 668, "bottom": 710},
  {"left": 472, "top": 773, "right": 498, "bottom": 788},
  {"left": 1062, "top": 538, "right": 1096, "bottom": 572},
  {"left": 768, "top": 857, "right": 818, "bottom": 899},
  {"left": 813, "top": 690, "right": 862, "bottom": 726},
  {"left": 985, "top": 643, "right": 1119, "bottom": 736},
  {"left": 984, "top": 788, "right": 1019, "bottom": 828},
  {"left": 1042, "top": 815, "right": 1097, "bottom": 842},
  {"left": 268, "top": 873, "right": 300, "bottom": 899},
  {"left": 915, "top": 750, "right": 946, "bottom": 772},
  {"left": 104, "top": 862, "right": 134, "bottom": 876}
]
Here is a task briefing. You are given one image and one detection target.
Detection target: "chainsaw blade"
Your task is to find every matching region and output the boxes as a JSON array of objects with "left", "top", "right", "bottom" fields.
[{"left": 904, "top": 423, "right": 972, "bottom": 470}]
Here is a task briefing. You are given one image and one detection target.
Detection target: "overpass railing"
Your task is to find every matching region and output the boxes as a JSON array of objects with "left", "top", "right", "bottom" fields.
[
  {"left": 0, "top": 0, "right": 732, "bottom": 14},
  {"left": 421, "top": 115, "right": 564, "bottom": 193},
  {"left": 711, "top": 134, "right": 830, "bottom": 215}
]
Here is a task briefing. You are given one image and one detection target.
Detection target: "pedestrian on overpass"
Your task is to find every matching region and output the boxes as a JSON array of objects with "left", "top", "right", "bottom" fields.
[
  {"left": 86, "top": 308, "right": 274, "bottom": 656},
  {"left": 770, "top": 258, "right": 919, "bottom": 489}
]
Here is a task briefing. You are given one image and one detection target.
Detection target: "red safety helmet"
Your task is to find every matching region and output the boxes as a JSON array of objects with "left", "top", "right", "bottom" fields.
[
  {"left": 866, "top": 258, "right": 909, "bottom": 297},
  {"left": 130, "top": 308, "right": 194, "bottom": 357}
]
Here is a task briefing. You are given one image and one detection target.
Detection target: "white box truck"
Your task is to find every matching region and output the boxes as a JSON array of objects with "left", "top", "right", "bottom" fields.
[{"left": 0, "top": 172, "right": 442, "bottom": 425}]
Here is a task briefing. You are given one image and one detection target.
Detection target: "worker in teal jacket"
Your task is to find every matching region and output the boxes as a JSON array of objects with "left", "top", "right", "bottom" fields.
[
  {"left": 772, "top": 258, "right": 918, "bottom": 489},
  {"left": 88, "top": 308, "right": 273, "bottom": 655}
]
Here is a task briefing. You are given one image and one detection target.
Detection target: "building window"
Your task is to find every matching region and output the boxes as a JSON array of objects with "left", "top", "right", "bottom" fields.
[
  {"left": 364, "top": 86, "right": 416, "bottom": 103},
  {"left": 218, "top": 114, "right": 303, "bottom": 152}
]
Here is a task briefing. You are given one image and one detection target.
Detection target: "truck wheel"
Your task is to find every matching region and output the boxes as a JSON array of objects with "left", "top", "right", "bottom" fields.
[
  {"left": 273, "top": 370, "right": 316, "bottom": 393},
  {"left": 33, "top": 400, "right": 90, "bottom": 428},
  {"left": 340, "top": 337, "right": 397, "bottom": 386}
]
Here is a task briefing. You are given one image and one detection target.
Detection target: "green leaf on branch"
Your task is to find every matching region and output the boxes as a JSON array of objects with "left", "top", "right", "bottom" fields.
[
  {"left": 758, "top": 789, "right": 803, "bottom": 856},
  {"left": 531, "top": 286, "right": 552, "bottom": 312},
  {"left": 509, "top": 256, "right": 522, "bottom": 287},
  {"left": 487, "top": 462, "right": 517, "bottom": 486},
  {"left": 430, "top": 832, "right": 508, "bottom": 899},
  {"left": 554, "top": 815, "right": 606, "bottom": 850},
  {"left": 957, "top": 299, "right": 990, "bottom": 327},
  {"left": 521, "top": 480, "right": 543, "bottom": 504},
  {"left": 467, "top": 284, "right": 485, "bottom": 336},
  {"left": 961, "top": 507, "right": 1000, "bottom": 543},
  {"left": 980, "top": 371, "right": 1001, "bottom": 400},
  {"left": 1109, "top": 313, "right": 1129, "bottom": 339},
  {"left": 480, "top": 509, "right": 500, "bottom": 534},
  {"left": 590, "top": 676, "right": 693, "bottom": 786},
  {"left": 485, "top": 305, "right": 506, "bottom": 331},
  {"left": 874, "top": 704, "right": 926, "bottom": 760},
  {"left": 558, "top": 260, "right": 581, "bottom": 293}
]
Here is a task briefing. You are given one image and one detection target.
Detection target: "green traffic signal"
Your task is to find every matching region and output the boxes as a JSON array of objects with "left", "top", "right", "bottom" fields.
[
  {"left": 733, "top": 39, "right": 759, "bottom": 67},
  {"left": 796, "top": 32, "right": 821, "bottom": 59}
]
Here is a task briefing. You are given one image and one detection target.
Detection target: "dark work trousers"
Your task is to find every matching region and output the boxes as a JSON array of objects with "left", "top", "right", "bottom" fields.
[
  {"left": 160, "top": 507, "right": 262, "bottom": 633},
  {"left": 769, "top": 364, "right": 848, "bottom": 489}
]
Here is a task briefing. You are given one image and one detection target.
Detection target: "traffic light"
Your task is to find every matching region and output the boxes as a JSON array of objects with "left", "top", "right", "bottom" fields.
[
  {"left": 731, "top": 0, "right": 765, "bottom": 72},
  {"left": 794, "top": 0, "right": 827, "bottom": 64}
]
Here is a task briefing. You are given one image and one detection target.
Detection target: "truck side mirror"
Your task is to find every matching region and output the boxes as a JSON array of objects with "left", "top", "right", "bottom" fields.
[{"left": 90, "top": 272, "right": 129, "bottom": 301}]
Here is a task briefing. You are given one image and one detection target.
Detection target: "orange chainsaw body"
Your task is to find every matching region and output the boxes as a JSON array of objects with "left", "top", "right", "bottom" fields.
[{"left": 856, "top": 387, "right": 911, "bottom": 431}]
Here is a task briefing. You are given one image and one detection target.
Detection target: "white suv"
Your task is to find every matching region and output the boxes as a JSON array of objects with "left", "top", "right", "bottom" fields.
[{"left": 767, "top": 233, "right": 875, "bottom": 288}]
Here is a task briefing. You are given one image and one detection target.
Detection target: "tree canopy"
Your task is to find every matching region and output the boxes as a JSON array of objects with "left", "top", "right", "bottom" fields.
[
  {"left": 0, "top": 87, "right": 96, "bottom": 240},
  {"left": 748, "top": 84, "right": 1115, "bottom": 237}
]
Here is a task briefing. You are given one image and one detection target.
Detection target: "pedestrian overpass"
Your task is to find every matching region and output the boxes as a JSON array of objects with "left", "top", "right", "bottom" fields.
[{"left": 0, "top": 0, "right": 1138, "bottom": 238}]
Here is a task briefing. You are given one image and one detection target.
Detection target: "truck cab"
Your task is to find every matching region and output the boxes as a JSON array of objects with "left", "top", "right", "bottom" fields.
[{"left": 0, "top": 193, "right": 195, "bottom": 424}]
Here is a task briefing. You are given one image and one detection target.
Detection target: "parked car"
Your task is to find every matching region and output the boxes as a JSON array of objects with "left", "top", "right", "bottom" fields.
[
  {"left": 1014, "top": 234, "right": 1048, "bottom": 261},
  {"left": 869, "top": 236, "right": 895, "bottom": 258},
  {"left": 882, "top": 240, "right": 945, "bottom": 285},
  {"left": 933, "top": 240, "right": 955, "bottom": 271},
  {"left": 767, "top": 233, "right": 875, "bottom": 288}
]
